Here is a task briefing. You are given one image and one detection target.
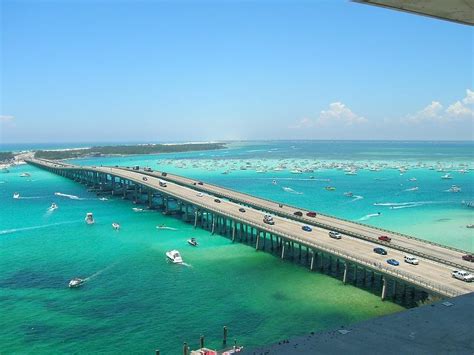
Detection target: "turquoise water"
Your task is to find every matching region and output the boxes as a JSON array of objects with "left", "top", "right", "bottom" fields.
[{"left": 1, "top": 141, "right": 473, "bottom": 353}]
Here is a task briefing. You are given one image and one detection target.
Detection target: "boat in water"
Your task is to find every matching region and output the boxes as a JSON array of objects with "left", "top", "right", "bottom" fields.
[
  {"left": 49, "top": 203, "right": 58, "bottom": 210},
  {"left": 132, "top": 207, "right": 143, "bottom": 212},
  {"left": 448, "top": 185, "right": 461, "bottom": 193},
  {"left": 466, "top": 224, "right": 474, "bottom": 229},
  {"left": 441, "top": 173, "right": 453, "bottom": 180},
  {"left": 112, "top": 222, "right": 120, "bottom": 230},
  {"left": 13, "top": 192, "right": 20, "bottom": 199},
  {"left": 68, "top": 278, "right": 85, "bottom": 288},
  {"left": 19, "top": 172, "right": 31, "bottom": 177},
  {"left": 85, "top": 212, "right": 95, "bottom": 225},
  {"left": 325, "top": 186, "right": 336, "bottom": 191},
  {"left": 344, "top": 192, "right": 353, "bottom": 197},
  {"left": 187, "top": 237, "right": 198, "bottom": 247},
  {"left": 166, "top": 250, "right": 183, "bottom": 264}
]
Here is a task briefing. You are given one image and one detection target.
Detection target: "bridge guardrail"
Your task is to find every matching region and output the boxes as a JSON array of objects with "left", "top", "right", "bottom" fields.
[{"left": 116, "top": 166, "right": 473, "bottom": 272}]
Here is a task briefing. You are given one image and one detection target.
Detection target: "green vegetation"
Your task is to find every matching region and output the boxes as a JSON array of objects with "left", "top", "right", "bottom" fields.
[
  {"left": 34, "top": 143, "right": 226, "bottom": 159},
  {"left": 0, "top": 152, "right": 14, "bottom": 162}
]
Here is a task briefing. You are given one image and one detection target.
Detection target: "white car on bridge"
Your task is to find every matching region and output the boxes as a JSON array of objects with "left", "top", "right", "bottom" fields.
[{"left": 451, "top": 270, "right": 474, "bottom": 282}]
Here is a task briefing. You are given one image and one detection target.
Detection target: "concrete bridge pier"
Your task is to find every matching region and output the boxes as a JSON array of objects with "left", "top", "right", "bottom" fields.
[
  {"left": 310, "top": 251, "right": 315, "bottom": 271},
  {"left": 381, "top": 277, "right": 388, "bottom": 301},
  {"left": 343, "top": 263, "right": 348, "bottom": 284}
]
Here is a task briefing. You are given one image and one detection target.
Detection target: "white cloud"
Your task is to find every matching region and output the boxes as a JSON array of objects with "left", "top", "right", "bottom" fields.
[
  {"left": 446, "top": 101, "right": 474, "bottom": 118},
  {"left": 317, "top": 102, "right": 367, "bottom": 126},
  {"left": 289, "top": 102, "right": 367, "bottom": 130},
  {"left": 290, "top": 117, "right": 313, "bottom": 129},
  {"left": 0, "top": 115, "right": 14, "bottom": 123},
  {"left": 405, "top": 101, "right": 443, "bottom": 123},
  {"left": 405, "top": 90, "right": 474, "bottom": 124},
  {"left": 462, "top": 89, "right": 474, "bottom": 105}
]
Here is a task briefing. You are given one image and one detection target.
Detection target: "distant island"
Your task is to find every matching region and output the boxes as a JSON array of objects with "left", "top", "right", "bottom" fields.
[{"left": 33, "top": 142, "right": 226, "bottom": 160}]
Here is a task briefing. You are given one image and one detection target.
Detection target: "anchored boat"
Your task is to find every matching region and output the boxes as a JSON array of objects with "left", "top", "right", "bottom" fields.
[{"left": 85, "top": 212, "right": 95, "bottom": 225}]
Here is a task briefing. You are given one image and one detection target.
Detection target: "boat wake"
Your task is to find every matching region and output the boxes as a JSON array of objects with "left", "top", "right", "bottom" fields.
[
  {"left": 156, "top": 226, "right": 178, "bottom": 231},
  {"left": 282, "top": 187, "right": 303, "bottom": 195},
  {"left": 54, "top": 192, "right": 84, "bottom": 200},
  {"left": 404, "top": 187, "right": 419, "bottom": 192},
  {"left": 181, "top": 262, "right": 192, "bottom": 268},
  {"left": 0, "top": 220, "right": 80, "bottom": 235},
  {"left": 83, "top": 262, "right": 118, "bottom": 282},
  {"left": 348, "top": 195, "right": 364, "bottom": 203},
  {"left": 359, "top": 213, "right": 381, "bottom": 221}
]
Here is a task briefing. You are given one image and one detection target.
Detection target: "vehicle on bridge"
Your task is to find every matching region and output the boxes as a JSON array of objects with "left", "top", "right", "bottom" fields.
[
  {"left": 462, "top": 254, "right": 474, "bottom": 262},
  {"left": 404, "top": 255, "right": 419, "bottom": 265},
  {"left": 214, "top": 198, "right": 221, "bottom": 203},
  {"left": 133, "top": 165, "right": 139, "bottom": 170},
  {"left": 161, "top": 172, "right": 167, "bottom": 177},
  {"left": 159, "top": 179, "right": 167, "bottom": 187},
  {"left": 196, "top": 192, "right": 204, "bottom": 197},
  {"left": 451, "top": 270, "right": 474, "bottom": 282},
  {"left": 302, "top": 225, "right": 312, "bottom": 232},
  {"left": 142, "top": 177, "right": 148, "bottom": 181},
  {"left": 306, "top": 211, "right": 317, "bottom": 217},
  {"left": 378, "top": 235, "right": 391, "bottom": 242},
  {"left": 239, "top": 208, "right": 246, "bottom": 213},
  {"left": 293, "top": 211, "right": 303, "bottom": 217},
  {"left": 387, "top": 259, "right": 400, "bottom": 266},
  {"left": 373, "top": 247, "right": 387, "bottom": 255},
  {"left": 263, "top": 215, "right": 275, "bottom": 225},
  {"left": 329, "top": 231, "right": 342, "bottom": 239}
]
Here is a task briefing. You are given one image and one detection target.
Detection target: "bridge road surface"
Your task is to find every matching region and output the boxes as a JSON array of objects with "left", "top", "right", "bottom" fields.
[
  {"left": 116, "top": 166, "right": 474, "bottom": 271},
  {"left": 28, "top": 159, "right": 474, "bottom": 296}
]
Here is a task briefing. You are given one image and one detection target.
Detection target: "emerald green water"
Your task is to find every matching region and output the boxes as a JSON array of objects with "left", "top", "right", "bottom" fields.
[{"left": 2, "top": 141, "right": 473, "bottom": 353}]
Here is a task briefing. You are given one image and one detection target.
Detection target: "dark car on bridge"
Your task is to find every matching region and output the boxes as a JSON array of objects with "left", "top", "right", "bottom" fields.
[
  {"left": 373, "top": 247, "right": 387, "bottom": 255},
  {"left": 161, "top": 172, "right": 167, "bottom": 176},
  {"left": 306, "top": 211, "right": 317, "bottom": 217},
  {"left": 293, "top": 211, "right": 303, "bottom": 217},
  {"left": 142, "top": 177, "right": 148, "bottom": 181},
  {"left": 387, "top": 259, "right": 400, "bottom": 266},
  {"left": 378, "top": 235, "right": 391, "bottom": 242},
  {"left": 462, "top": 254, "right": 474, "bottom": 262},
  {"left": 198, "top": 182, "right": 204, "bottom": 185},
  {"left": 239, "top": 208, "right": 246, "bottom": 213},
  {"left": 302, "top": 225, "right": 312, "bottom": 232},
  {"left": 214, "top": 198, "right": 221, "bottom": 203}
]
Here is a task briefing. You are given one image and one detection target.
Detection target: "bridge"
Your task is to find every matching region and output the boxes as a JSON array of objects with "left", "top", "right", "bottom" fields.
[{"left": 26, "top": 158, "right": 474, "bottom": 303}]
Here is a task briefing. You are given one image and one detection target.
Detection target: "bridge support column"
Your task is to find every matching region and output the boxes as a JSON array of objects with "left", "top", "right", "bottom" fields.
[
  {"left": 211, "top": 216, "right": 216, "bottom": 235},
  {"left": 194, "top": 210, "right": 199, "bottom": 228},
  {"left": 392, "top": 280, "right": 397, "bottom": 299},
  {"left": 353, "top": 265, "right": 358, "bottom": 285},
  {"left": 148, "top": 191, "right": 152, "bottom": 208},
  {"left": 232, "top": 223, "right": 236, "bottom": 242},
  {"left": 281, "top": 242, "right": 285, "bottom": 259},
  {"left": 343, "top": 263, "right": 348, "bottom": 284},
  {"left": 310, "top": 251, "right": 315, "bottom": 271},
  {"left": 381, "top": 277, "right": 387, "bottom": 301},
  {"left": 255, "top": 231, "right": 260, "bottom": 251}
]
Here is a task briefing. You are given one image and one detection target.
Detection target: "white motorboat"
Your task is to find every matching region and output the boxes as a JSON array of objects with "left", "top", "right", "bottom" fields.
[
  {"left": 68, "top": 278, "right": 85, "bottom": 288},
  {"left": 50, "top": 203, "right": 58, "bottom": 210},
  {"left": 112, "top": 222, "right": 120, "bottom": 230},
  {"left": 466, "top": 224, "right": 474, "bottom": 229},
  {"left": 187, "top": 238, "right": 198, "bottom": 247},
  {"left": 85, "top": 212, "right": 95, "bottom": 225},
  {"left": 343, "top": 192, "right": 353, "bottom": 197},
  {"left": 132, "top": 207, "right": 143, "bottom": 212},
  {"left": 99, "top": 197, "right": 108, "bottom": 201},
  {"left": 441, "top": 173, "right": 452, "bottom": 180},
  {"left": 166, "top": 250, "right": 183, "bottom": 264},
  {"left": 13, "top": 192, "right": 20, "bottom": 199},
  {"left": 20, "top": 172, "right": 31, "bottom": 177},
  {"left": 448, "top": 185, "right": 461, "bottom": 193},
  {"left": 408, "top": 177, "right": 417, "bottom": 182}
]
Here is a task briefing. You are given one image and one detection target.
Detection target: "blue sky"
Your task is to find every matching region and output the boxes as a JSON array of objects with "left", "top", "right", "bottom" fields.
[{"left": 1, "top": 0, "right": 472, "bottom": 143}]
